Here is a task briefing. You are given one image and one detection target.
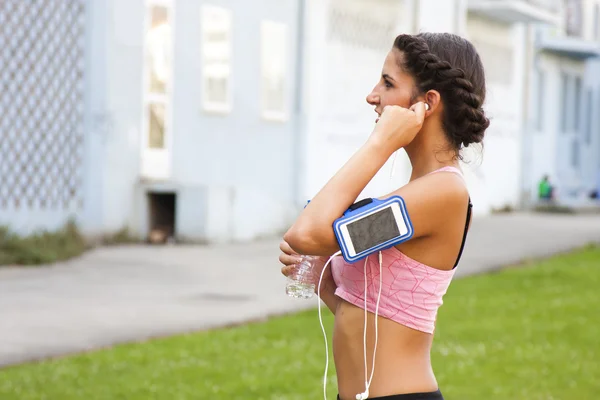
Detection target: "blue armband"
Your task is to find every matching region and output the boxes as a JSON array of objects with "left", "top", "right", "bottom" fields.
[{"left": 333, "top": 196, "right": 414, "bottom": 263}]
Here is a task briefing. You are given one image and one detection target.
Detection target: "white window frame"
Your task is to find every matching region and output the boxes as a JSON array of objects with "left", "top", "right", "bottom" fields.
[
  {"left": 141, "top": 0, "right": 174, "bottom": 180},
  {"left": 260, "top": 20, "right": 288, "bottom": 122},
  {"left": 200, "top": 5, "right": 233, "bottom": 114}
]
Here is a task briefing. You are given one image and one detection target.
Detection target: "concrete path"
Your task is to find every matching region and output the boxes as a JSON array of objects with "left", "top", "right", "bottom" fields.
[{"left": 0, "top": 213, "right": 599, "bottom": 367}]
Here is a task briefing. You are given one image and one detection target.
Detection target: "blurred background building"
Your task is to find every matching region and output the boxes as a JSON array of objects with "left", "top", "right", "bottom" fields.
[{"left": 0, "top": 0, "right": 599, "bottom": 244}]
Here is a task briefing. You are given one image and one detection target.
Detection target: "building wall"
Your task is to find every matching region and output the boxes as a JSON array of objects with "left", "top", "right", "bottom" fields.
[
  {"left": 525, "top": 0, "right": 600, "bottom": 203},
  {"left": 464, "top": 14, "right": 527, "bottom": 213},
  {"left": 173, "top": 0, "right": 300, "bottom": 242},
  {"left": 418, "top": 0, "right": 466, "bottom": 34},
  {"left": 567, "top": 0, "right": 600, "bottom": 198},
  {"left": 101, "top": 0, "right": 146, "bottom": 236},
  {"left": 583, "top": 58, "right": 600, "bottom": 192},
  {"left": 529, "top": 52, "right": 586, "bottom": 199},
  {"left": 301, "top": 0, "right": 413, "bottom": 207},
  {"left": 89, "top": 0, "right": 301, "bottom": 242},
  {"left": 580, "top": 0, "right": 600, "bottom": 41},
  {"left": 302, "top": 0, "right": 529, "bottom": 217},
  {"left": 0, "top": 0, "right": 90, "bottom": 235},
  {"left": 82, "top": 0, "right": 110, "bottom": 237},
  {"left": 4, "top": 0, "right": 595, "bottom": 243}
]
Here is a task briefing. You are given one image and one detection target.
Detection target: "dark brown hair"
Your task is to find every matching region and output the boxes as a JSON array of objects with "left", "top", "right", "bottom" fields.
[{"left": 393, "top": 33, "right": 490, "bottom": 150}]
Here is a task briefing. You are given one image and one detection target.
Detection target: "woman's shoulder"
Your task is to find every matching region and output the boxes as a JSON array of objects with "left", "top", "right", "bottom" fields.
[
  {"left": 378, "top": 167, "right": 470, "bottom": 240},
  {"left": 402, "top": 168, "right": 469, "bottom": 205}
]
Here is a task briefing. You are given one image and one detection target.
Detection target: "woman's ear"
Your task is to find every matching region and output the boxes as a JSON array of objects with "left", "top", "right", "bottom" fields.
[{"left": 424, "top": 90, "right": 441, "bottom": 113}]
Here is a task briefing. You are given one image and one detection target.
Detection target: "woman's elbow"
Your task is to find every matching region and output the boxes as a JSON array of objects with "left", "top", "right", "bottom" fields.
[
  {"left": 283, "top": 226, "right": 314, "bottom": 255},
  {"left": 283, "top": 226, "right": 337, "bottom": 256}
]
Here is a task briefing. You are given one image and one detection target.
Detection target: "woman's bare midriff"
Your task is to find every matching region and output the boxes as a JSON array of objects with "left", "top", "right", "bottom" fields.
[{"left": 333, "top": 298, "right": 439, "bottom": 400}]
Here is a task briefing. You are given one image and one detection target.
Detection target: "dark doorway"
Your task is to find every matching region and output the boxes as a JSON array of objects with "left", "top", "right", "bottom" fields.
[{"left": 147, "top": 192, "right": 176, "bottom": 244}]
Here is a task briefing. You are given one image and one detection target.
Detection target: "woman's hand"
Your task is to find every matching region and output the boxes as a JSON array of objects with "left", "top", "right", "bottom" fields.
[
  {"left": 279, "top": 240, "right": 337, "bottom": 295},
  {"left": 279, "top": 239, "right": 303, "bottom": 277},
  {"left": 369, "top": 102, "right": 427, "bottom": 152}
]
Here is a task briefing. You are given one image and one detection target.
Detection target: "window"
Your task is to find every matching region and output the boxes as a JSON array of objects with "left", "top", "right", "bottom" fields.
[
  {"left": 144, "top": 3, "right": 172, "bottom": 150},
  {"left": 147, "top": 6, "right": 170, "bottom": 96},
  {"left": 141, "top": 0, "right": 174, "bottom": 179},
  {"left": 598, "top": 89, "right": 600, "bottom": 167},
  {"left": 536, "top": 69, "right": 545, "bottom": 131},
  {"left": 149, "top": 103, "right": 166, "bottom": 148},
  {"left": 585, "top": 89, "right": 593, "bottom": 144},
  {"left": 260, "top": 20, "right": 287, "bottom": 121},
  {"left": 565, "top": 0, "right": 583, "bottom": 37},
  {"left": 574, "top": 76, "right": 581, "bottom": 131},
  {"left": 559, "top": 73, "right": 583, "bottom": 133},
  {"left": 560, "top": 72, "right": 569, "bottom": 133},
  {"left": 571, "top": 139, "right": 580, "bottom": 167},
  {"left": 201, "top": 5, "right": 232, "bottom": 113}
]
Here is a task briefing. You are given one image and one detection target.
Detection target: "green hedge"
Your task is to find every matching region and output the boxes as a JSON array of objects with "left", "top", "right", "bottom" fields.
[{"left": 0, "top": 221, "right": 87, "bottom": 266}]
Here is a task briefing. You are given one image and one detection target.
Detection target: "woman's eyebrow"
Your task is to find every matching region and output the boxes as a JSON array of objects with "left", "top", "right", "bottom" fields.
[{"left": 382, "top": 73, "right": 395, "bottom": 82}]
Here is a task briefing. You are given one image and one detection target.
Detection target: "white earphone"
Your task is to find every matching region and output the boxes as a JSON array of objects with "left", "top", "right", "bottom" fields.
[
  {"left": 356, "top": 391, "right": 369, "bottom": 400},
  {"left": 425, "top": 102, "right": 430, "bottom": 111}
]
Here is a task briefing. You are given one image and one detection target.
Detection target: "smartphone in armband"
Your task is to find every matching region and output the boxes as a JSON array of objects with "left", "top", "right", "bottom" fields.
[{"left": 333, "top": 196, "right": 414, "bottom": 263}]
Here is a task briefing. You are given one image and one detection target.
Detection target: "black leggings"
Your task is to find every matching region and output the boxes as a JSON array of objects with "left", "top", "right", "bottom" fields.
[{"left": 338, "top": 390, "right": 444, "bottom": 400}]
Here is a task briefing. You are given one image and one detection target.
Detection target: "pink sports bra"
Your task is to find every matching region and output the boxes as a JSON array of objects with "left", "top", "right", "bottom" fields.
[{"left": 330, "top": 166, "right": 472, "bottom": 334}]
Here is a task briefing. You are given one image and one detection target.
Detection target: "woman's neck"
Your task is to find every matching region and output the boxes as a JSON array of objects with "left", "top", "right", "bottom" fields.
[{"left": 405, "top": 129, "right": 459, "bottom": 181}]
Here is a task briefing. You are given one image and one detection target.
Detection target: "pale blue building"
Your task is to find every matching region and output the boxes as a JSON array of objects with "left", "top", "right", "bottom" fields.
[
  {"left": 0, "top": 0, "right": 303, "bottom": 243},
  {"left": 524, "top": 0, "right": 600, "bottom": 205},
  {"left": 2, "top": 0, "right": 598, "bottom": 246}
]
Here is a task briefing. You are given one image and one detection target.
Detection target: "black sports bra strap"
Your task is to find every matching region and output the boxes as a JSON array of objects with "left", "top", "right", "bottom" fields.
[{"left": 453, "top": 198, "right": 472, "bottom": 269}]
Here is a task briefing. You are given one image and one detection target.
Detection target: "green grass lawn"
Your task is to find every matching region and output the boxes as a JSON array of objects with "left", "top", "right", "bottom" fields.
[{"left": 1, "top": 246, "right": 599, "bottom": 400}]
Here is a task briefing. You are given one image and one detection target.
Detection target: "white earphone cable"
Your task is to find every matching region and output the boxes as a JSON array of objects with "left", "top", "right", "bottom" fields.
[
  {"left": 357, "top": 151, "right": 396, "bottom": 400},
  {"left": 390, "top": 150, "right": 399, "bottom": 179},
  {"left": 356, "top": 148, "right": 397, "bottom": 400},
  {"left": 362, "top": 257, "right": 369, "bottom": 395},
  {"left": 371, "top": 252, "right": 383, "bottom": 385},
  {"left": 318, "top": 251, "right": 342, "bottom": 400},
  {"left": 356, "top": 251, "right": 383, "bottom": 400},
  {"left": 322, "top": 153, "right": 396, "bottom": 400}
]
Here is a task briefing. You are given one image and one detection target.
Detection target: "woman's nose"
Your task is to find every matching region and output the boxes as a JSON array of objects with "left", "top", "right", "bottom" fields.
[{"left": 366, "top": 91, "right": 379, "bottom": 106}]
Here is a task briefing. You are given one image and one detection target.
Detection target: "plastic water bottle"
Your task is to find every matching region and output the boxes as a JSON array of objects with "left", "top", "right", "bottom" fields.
[{"left": 285, "top": 255, "right": 318, "bottom": 299}]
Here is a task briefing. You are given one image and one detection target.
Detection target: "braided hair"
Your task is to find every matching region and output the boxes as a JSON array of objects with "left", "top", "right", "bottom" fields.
[{"left": 393, "top": 33, "right": 490, "bottom": 150}]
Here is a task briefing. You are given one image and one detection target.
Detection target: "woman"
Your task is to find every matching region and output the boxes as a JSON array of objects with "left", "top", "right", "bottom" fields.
[{"left": 279, "top": 33, "right": 489, "bottom": 400}]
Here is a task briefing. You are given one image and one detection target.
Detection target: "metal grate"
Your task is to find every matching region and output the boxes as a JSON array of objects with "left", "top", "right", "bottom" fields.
[
  {"left": 471, "top": 39, "right": 514, "bottom": 86},
  {"left": 327, "top": 0, "right": 400, "bottom": 51},
  {"left": 0, "top": 0, "right": 86, "bottom": 210},
  {"left": 321, "top": 0, "right": 403, "bottom": 142}
]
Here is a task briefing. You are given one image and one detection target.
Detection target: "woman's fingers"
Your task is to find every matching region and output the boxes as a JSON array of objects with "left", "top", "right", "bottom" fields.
[
  {"left": 279, "top": 239, "right": 301, "bottom": 278},
  {"left": 281, "top": 264, "right": 296, "bottom": 277},
  {"left": 279, "top": 252, "right": 302, "bottom": 266},
  {"left": 279, "top": 239, "right": 298, "bottom": 256}
]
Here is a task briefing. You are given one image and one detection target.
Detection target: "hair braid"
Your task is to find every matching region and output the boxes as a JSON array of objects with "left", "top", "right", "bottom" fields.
[{"left": 393, "top": 33, "right": 490, "bottom": 149}]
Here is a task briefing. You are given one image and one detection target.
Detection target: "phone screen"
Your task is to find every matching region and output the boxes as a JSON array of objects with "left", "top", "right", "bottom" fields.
[{"left": 346, "top": 206, "right": 400, "bottom": 254}]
